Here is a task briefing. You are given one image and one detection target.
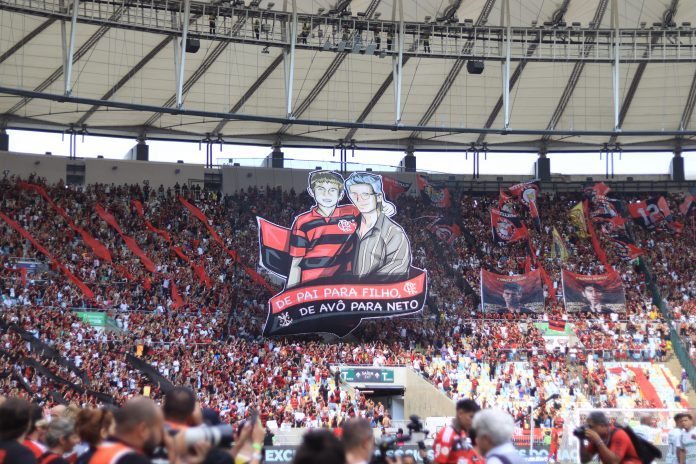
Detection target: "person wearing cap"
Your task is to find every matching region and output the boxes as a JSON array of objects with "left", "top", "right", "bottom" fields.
[
  {"left": 579, "top": 411, "right": 640, "bottom": 464},
  {"left": 498, "top": 282, "right": 534, "bottom": 315}
]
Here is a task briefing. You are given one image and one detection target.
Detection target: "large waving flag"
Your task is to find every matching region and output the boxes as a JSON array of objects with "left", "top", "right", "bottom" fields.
[
  {"left": 416, "top": 175, "right": 451, "bottom": 208},
  {"left": 550, "top": 227, "right": 569, "bottom": 261},
  {"left": 427, "top": 217, "right": 462, "bottom": 246},
  {"left": 568, "top": 202, "right": 590, "bottom": 239},
  {"left": 508, "top": 180, "right": 541, "bottom": 231},
  {"left": 491, "top": 208, "right": 528, "bottom": 246}
]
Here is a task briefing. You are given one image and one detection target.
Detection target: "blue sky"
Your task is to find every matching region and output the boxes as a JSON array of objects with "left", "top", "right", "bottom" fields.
[{"left": 7, "top": 129, "right": 695, "bottom": 179}]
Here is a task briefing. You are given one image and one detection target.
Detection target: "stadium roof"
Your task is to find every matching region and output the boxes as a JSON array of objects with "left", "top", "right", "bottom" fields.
[{"left": 1, "top": 0, "right": 696, "bottom": 153}]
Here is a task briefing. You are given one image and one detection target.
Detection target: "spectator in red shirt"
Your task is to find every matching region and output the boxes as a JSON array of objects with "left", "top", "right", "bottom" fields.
[
  {"left": 433, "top": 399, "right": 482, "bottom": 464},
  {"left": 579, "top": 411, "right": 640, "bottom": 464}
]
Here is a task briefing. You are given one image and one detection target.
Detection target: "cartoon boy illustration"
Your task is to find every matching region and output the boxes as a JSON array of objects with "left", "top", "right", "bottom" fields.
[{"left": 286, "top": 170, "right": 395, "bottom": 289}]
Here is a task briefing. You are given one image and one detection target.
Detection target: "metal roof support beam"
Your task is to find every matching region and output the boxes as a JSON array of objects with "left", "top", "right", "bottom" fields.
[
  {"left": 77, "top": 11, "right": 207, "bottom": 126},
  {"left": 7, "top": 6, "right": 126, "bottom": 115},
  {"left": 285, "top": 0, "right": 297, "bottom": 117},
  {"left": 342, "top": 56, "right": 410, "bottom": 141},
  {"left": 363, "top": 0, "right": 380, "bottom": 18},
  {"left": 0, "top": 18, "right": 55, "bottom": 65},
  {"left": 679, "top": 68, "right": 696, "bottom": 131},
  {"left": 393, "top": 0, "right": 404, "bottom": 124},
  {"left": 176, "top": 0, "right": 191, "bottom": 109},
  {"left": 63, "top": 0, "right": 79, "bottom": 96},
  {"left": 501, "top": 0, "right": 511, "bottom": 130},
  {"left": 541, "top": 0, "right": 609, "bottom": 142},
  {"left": 277, "top": 54, "right": 348, "bottom": 135},
  {"left": 607, "top": 0, "right": 678, "bottom": 145},
  {"left": 212, "top": 53, "right": 285, "bottom": 135},
  {"left": 143, "top": 15, "right": 247, "bottom": 128},
  {"left": 408, "top": 0, "right": 496, "bottom": 139},
  {"left": 611, "top": 0, "right": 620, "bottom": 131},
  {"left": 275, "top": 1, "right": 381, "bottom": 137},
  {"left": 475, "top": 1, "right": 573, "bottom": 145}
]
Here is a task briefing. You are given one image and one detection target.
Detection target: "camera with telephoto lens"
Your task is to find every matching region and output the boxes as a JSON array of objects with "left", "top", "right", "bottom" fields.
[
  {"left": 573, "top": 426, "right": 587, "bottom": 439},
  {"left": 183, "top": 424, "right": 234, "bottom": 447},
  {"left": 370, "top": 415, "right": 429, "bottom": 464}
]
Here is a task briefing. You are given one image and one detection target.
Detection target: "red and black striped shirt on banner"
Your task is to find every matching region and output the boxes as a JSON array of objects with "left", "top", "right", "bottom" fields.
[{"left": 290, "top": 205, "right": 359, "bottom": 284}]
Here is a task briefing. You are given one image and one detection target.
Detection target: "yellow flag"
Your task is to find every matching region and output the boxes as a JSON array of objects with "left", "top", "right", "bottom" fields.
[
  {"left": 550, "top": 227, "right": 569, "bottom": 261},
  {"left": 143, "top": 385, "right": 151, "bottom": 397},
  {"left": 136, "top": 344, "right": 144, "bottom": 357},
  {"left": 568, "top": 202, "right": 590, "bottom": 239}
]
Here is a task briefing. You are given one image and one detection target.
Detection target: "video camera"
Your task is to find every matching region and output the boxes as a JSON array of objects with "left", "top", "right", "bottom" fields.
[{"left": 370, "top": 415, "right": 429, "bottom": 464}]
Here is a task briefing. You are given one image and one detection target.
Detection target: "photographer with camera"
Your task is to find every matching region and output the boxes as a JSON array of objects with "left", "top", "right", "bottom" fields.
[
  {"left": 433, "top": 399, "right": 481, "bottom": 464},
  {"left": 577, "top": 412, "right": 640, "bottom": 464},
  {"left": 160, "top": 387, "right": 245, "bottom": 464}
]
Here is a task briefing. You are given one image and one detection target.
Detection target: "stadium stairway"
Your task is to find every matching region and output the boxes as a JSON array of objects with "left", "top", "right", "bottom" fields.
[{"left": 664, "top": 355, "right": 696, "bottom": 406}]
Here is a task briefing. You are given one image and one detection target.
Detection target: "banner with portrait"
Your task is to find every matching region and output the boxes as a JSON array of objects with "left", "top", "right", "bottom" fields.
[
  {"left": 561, "top": 270, "right": 626, "bottom": 314},
  {"left": 480, "top": 269, "right": 544, "bottom": 314},
  {"left": 257, "top": 171, "right": 427, "bottom": 337}
]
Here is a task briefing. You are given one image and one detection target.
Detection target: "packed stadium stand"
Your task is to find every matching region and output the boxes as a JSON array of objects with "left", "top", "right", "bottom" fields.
[
  {"left": 2, "top": 0, "right": 696, "bottom": 461},
  {"left": 1, "top": 153, "right": 694, "bottom": 462}
]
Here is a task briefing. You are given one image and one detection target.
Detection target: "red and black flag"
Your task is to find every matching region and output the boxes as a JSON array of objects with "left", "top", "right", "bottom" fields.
[
  {"left": 491, "top": 208, "right": 528, "bottom": 246},
  {"left": 680, "top": 187, "right": 696, "bottom": 216},
  {"left": 607, "top": 236, "right": 645, "bottom": 261},
  {"left": 382, "top": 175, "right": 411, "bottom": 201},
  {"left": 427, "top": 217, "right": 462, "bottom": 245},
  {"left": 628, "top": 197, "right": 668, "bottom": 230},
  {"left": 257, "top": 217, "right": 292, "bottom": 278},
  {"left": 416, "top": 175, "right": 452, "bottom": 208},
  {"left": 499, "top": 189, "right": 516, "bottom": 212},
  {"left": 508, "top": 180, "right": 541, "bottom": 230},
  {"left": 629, "top": 197, "right": 683, "bottom": 233},
  {"left": 584, "top": 182, "right": 611, "bottom": 200},
  {"left": 548, "top": 318, "right": 566, "bottom": 332}
]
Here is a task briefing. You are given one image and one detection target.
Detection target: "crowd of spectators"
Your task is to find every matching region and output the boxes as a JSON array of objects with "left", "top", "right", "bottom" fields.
[{"left": 0, "top": 174, "right": 694, "bottom": 435}]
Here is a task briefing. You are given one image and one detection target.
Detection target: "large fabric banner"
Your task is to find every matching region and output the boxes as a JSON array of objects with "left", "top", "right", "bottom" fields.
[
  {"left": 480, "top": 269, "right": 544, "bottom": 314},
  {"left": 561, "top": 270, "right": 626, "bottom": 315},
  {"left": 257, "top": 171, "right": 427, "bottom": 337}
]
